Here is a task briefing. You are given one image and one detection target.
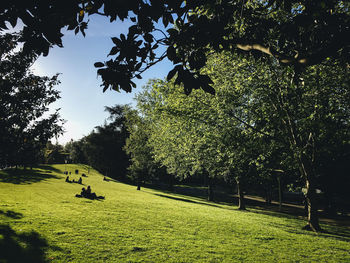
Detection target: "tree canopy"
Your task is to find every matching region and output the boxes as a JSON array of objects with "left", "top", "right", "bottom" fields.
[
  {"left": 1, "top": 0, "right": 349, "bottom": 94},
  {"left": 0, "top": 33, "right": 64, "bottom": 168},
  {"left": 133, "top": 51, "right": 350, "bottom": 230}
]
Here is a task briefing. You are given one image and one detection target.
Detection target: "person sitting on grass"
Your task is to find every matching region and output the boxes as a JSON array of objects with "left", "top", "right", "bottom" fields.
[
  {"left": 75, "top": 187, "right": 85, "bottom": 198},
  {"left": 65, "top": 176, "right": 73, "bottom": 183},
  {"left": 78, "top": 177, "right": 82, "bottom": 184},
  {"left": 75, "top": 186, "right": 105, "bottom": 200},
  {"left": 86, "top": 185, "right": 91, "bottom": 195}
]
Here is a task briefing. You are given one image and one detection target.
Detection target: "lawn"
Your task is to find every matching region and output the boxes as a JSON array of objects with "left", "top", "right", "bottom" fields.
[{"left": 0, "top": 164, "right": 349, "bottom": 262}]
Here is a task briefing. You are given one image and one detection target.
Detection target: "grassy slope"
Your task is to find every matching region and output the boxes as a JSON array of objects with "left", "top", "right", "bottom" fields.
[{"left": 0, "top": 164, "right": 349, "bottom": 262}]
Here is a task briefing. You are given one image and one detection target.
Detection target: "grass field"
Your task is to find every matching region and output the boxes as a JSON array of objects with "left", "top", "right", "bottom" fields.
[{"left": 0, "top": 164, "right": 349, "bottom": 262}]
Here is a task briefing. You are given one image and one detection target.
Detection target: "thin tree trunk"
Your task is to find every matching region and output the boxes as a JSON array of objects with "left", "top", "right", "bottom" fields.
[
  {"left": 299, "top": 155, "right": 321, "bottom": 231},
  {"left": 304, "top": 178, "right": 321, "bottom": 231},
  {"left": 137, "top": 178, "right": 141, "bottom": 190},
  {"left": 265, "top": 182, "right": 272, "bottom": 205},
  {"left": 168, "top": 174, "right": 174, "bottom": 191},
  {"left": 236, "top": 178, "right": 246, "bottom": 210},
  {"left": 277, "top": 176, "right": 282, "bottom": 211},
  {"left": 208, "top": 179, "right": 214, "bottom": 201},
  {"left": 324, "top": 190, "right": 336, "bottom": 216}
]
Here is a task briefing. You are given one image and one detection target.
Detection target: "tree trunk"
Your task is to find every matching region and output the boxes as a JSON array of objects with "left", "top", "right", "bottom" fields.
[
  {"left": 265, "top": 182, "right": 272, "bottom": 205},
  {"left": 137, "top": 179, "right": 141, "bottom": 190},
  {"left": 323, "top": 188, "right": 336, "bottom": 216},
  {"left": 168, "top": 174, "right": 174, "bottom": 191},
  {"left": 277, "top": 176, "right": 282, "bottom": 211},
  {"left": 208, "top": 180, "right": 214, "bottom": 201},
  {"left": 236, "top": 178, "right": 246, "bottom": 210},
  {"left": 304, "top": 178, "right": 321, "bottom": 231},
  {"left": 299, "top": 155, "right": 321, "bottom": 231}
]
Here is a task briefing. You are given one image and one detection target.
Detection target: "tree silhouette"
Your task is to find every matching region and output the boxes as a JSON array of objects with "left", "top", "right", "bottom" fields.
[
  {"left": 1, "top": 1, "right": 349, "bottom": 93},
  {"left": 0, "top": 33, "right": 64, "bottom": 168}
]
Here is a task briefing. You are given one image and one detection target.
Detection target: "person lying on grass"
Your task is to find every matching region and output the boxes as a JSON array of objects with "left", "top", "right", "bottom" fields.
[{"left": 75, "top": 185, "right": 105, "bottom": 200}]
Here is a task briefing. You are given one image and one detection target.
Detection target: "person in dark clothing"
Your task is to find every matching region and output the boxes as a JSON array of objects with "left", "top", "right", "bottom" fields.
[
  {"left": 81, "top": 187, "right": 86, "bottom": 197},
  {"left": 75, "top": 186, "right": 105, "bottom": 200}
]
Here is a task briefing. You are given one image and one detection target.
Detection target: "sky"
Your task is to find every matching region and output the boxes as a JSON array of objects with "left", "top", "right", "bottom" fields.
[{"left": 30, "top": 15, "right": 173, "bottom": 145}]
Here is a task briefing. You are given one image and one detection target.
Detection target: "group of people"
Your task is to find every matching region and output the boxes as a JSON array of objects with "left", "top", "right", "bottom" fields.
[
  {"left": 65, "top": 176, "right": 82, "bottom": 184},
  {"left": 64, "top": 170, "right": 105, "bottom": 200},
  {"left": 76, "top": 185, "right": 105, "bottom": 200}
]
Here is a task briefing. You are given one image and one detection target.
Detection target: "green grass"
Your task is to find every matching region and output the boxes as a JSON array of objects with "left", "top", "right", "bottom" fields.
[{"left": 0, "top": 164, "right": 349, "bottom": 262}]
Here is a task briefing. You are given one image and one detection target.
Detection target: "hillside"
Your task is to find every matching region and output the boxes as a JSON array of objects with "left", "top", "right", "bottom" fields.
[{"left": 0, "top": 164, "right": 349, "bottom": 262}]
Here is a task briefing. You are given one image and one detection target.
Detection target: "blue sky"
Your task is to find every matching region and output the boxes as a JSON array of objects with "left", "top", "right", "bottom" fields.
[{"left": 31, "top": 15, "right": 173, "bottom": 144}]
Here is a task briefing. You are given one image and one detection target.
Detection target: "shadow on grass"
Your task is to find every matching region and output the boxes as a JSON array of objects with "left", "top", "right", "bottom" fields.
[
  {"left": 320, "top": 227, "right": 350, "bottom": 241},
  {"left": 147, "top": 184, "right": 350, "bottom": 240},
  {"left": 144, "top": 183, "right": 235, "bottom": 204},
  {"left": 0, "top": 210, "right": 23, "bottom": 219},
  {"left": 36, "top": 165, "right": 61, "bottom": 173},
  {"left": 0, "top": 167, "right": 61, "bottom": 185},
  {"left": 153, "top": 193, "right": 222, "bottom": 209},
  {"left": 0, "top": 224, "right": 62, "bottom": 263}
]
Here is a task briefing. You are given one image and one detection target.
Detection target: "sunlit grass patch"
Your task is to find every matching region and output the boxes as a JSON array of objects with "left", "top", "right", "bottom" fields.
[{"left": 0, "top": 164, "right": 349, "bottom": 262}]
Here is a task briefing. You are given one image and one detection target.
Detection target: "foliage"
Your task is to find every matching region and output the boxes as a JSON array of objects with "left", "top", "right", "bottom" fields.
[
  {"left": 1, "top": 1, "right": 349, "bottom": 93},
  {"left": 135, "top": 51, "right": 350, "bottom": 226},
  {"left": 44, "top": 142, "right": 69, "bottom": 164},
  {"left": 80, "top": 105, "right": 130, "bottom": 179},
  {"left": 0, "top": 33, "right": 64, "bottom": 168},
  {"left": 64, "top": 140, "right": 88, "bottom": 164},
  {"left": 136, "top": 78, "right": 261, "bottom": 205},
  {"left": 123, "top": 107, "right": 165, "bottom": 188}
]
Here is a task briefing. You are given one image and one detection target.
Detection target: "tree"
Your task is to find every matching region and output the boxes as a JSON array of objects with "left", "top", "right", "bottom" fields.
[
  {"left": 1, "top": 1, "right": 349, "bottom": 93},
  {"left": 136, "top": 51, "right": 350, "bottom": 230},
  {"left": 81, "top": 105, "right": 130, "bottom": 179},
  {"left": 0, "top": 33, "right": 64, "bottom": 168},
  {"left": 64, "top": 140, "right": 87, "bottom": 164},
  {"left": 44, "top": 142, "right": 68, "bottom": 164},
  {"left": 124, "top": 108, "right": 160, "bottom": 190},
  {"left": 205, "top": 52, "right": 350, "bottom": 231},
  {"left": 136, "top": 78, "right": 260, "bottom": 206}
]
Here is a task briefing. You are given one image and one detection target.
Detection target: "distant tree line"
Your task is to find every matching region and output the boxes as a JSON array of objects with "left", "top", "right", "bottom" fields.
[
  {"left": 63, "top": 105, "right": 131, "bottom": 180},
  {"left": 63, "top": 105, "right": 175, "bottom": 188}
]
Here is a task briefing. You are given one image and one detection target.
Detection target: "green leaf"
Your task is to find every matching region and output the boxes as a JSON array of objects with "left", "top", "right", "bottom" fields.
[
  {"left": 167, "top": 65, "right": 181, "bottom": 81},
  {"left": 94, "top": 62, "right": 104, "bottom": 68},
  {"left": 201, "top": 84, "right": 215, "bottom": 95},
  {"left": 111, "top": 37, "right": 121, "bottom": 45},
  {"left": 108, "top": 47, "right": 119, "bottom": 56},
  {"left": 166, "top": 46, "right": 176, "bottom": 61}
]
